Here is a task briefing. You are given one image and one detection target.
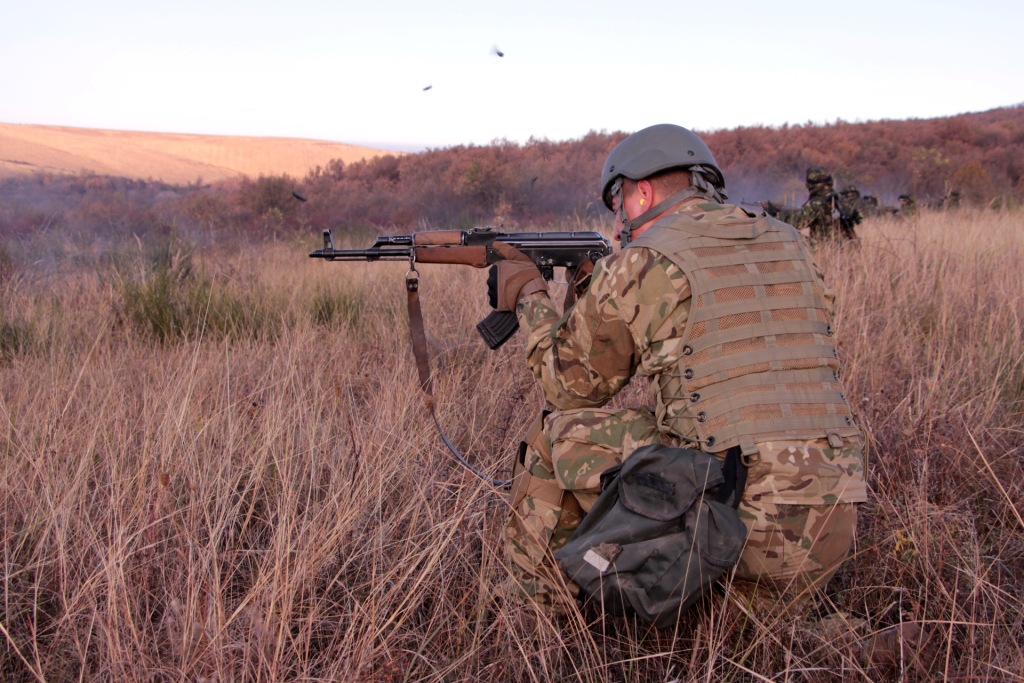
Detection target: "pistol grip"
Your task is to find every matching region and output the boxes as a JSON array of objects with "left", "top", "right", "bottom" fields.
[{"left": 476, "top": 310, "right": 519, "bottom": 350}]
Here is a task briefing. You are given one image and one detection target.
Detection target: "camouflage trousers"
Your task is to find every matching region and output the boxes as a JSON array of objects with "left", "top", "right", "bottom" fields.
[{"left": 503, "top": 407, "right": 858, "bottom": 608}]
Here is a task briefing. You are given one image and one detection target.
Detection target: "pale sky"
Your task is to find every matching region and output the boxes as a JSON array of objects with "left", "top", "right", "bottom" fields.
[{"left": 1, "top": 0, "right": 1021, "bottom": 151}]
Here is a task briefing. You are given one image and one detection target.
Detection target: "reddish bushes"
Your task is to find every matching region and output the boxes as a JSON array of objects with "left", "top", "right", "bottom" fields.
[{"left": 2, "top": 106, "right": 1021, "bottom": 243}]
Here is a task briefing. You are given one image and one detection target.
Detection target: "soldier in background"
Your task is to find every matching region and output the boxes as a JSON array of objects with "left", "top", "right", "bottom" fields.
[
  {"left": 898, "top": 193, "right": 917, "bottom": 217},
  {"left": 840, "top": 185, "right": 862, "bottom": 213},
  {"left": 796, "top": 167, "right": 861, "bottom": 243},
  {"left": 859, "top": 195, "right": 881, "bottom": 217},
  {"left": 939, "top": 189, "right": 961, "bottom": 210}
]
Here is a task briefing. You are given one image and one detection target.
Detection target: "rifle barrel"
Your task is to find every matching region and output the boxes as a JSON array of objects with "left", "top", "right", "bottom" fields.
[{"left": 309, "top": 246, "right": 413, "bottom": 261}]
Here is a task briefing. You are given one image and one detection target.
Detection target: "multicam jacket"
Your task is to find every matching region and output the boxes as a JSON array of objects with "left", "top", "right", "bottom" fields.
[
  {"left": 515, "top": 199, "right": 867, "bottom": 505},
  {"left": 798, "top": 189, "right": 861, "bottom": 241}
]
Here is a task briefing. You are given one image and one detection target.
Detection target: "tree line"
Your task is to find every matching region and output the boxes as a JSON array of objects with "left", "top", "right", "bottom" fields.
[{"left": 2, "top": 105, "right": 1021, "bottom": 246}]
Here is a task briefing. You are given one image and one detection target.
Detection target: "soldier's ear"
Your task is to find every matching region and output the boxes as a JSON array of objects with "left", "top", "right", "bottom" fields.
[{"left": 637, "top": 179, "right": 654, "bottom": 203}]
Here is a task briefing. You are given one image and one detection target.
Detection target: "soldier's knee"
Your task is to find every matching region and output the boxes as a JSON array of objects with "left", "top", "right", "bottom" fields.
[
  {"left": 734, "top": 502, "right": 858, "bottom": 592},
  {"left": 801, "top": 503, "right": 857, "bottom": 589},
  {"left": 504, "top": 407, "right": 663, "bottom": 607},
  {"left": 504, "top": 410, "right": 585, "bottom": 577},
  {"left": 546, "top": 407, "right": 663, "bottom": 502}
]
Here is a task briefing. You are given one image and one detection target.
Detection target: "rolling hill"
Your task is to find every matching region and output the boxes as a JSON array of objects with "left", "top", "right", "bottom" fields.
[{"left": 0, "top": 123, "right": 399, "bottom": 185}]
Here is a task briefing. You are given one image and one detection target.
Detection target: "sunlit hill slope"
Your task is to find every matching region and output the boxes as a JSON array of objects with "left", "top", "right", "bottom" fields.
[{"left": 0, "top": 123, "right": 398, "bottom": 185}]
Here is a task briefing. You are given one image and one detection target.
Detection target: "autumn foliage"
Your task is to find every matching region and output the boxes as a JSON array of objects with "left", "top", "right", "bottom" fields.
[
  {"left": 704, "top": 106, "right": 1024, "bottom": 207},
  {"left": 294, "top": 105, "right": 1024, "bottom": 230},
  {"left": 1, "top": 105, "right": 1021, "bottom": 244}
]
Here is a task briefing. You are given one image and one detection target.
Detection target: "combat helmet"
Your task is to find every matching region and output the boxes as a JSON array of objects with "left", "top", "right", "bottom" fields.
[
  {"left": 806, "top": 166, "right": 833, "bottom": 190},
  {"left": 601, "top": 124, "right": 725, "bottom": 210}
]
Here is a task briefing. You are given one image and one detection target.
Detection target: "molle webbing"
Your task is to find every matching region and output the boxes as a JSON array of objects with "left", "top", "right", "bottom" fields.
[{"left": 630, "top": 211, "right": 858, "bottom": 452}]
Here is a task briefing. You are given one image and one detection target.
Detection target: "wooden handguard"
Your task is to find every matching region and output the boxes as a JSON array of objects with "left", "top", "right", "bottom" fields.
[
  {"left": 412, "top": 245, "right": 489, "bottom": 266},
  {"left": 410, "top": 231, "right": 466, "bottom": 246}
]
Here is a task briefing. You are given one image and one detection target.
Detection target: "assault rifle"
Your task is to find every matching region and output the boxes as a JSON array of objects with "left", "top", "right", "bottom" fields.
[
  {"left": 310, "top": 226, "right": 613, "bottom": 487},
  {"left": 835, "top": 196, "right": 861, "bottom": 240},
  {"left": 310, "top": 226, "right": 612, "bottom": 349},
  {"left": 740, "top": 199, "right": 794, "bottom": 221}
]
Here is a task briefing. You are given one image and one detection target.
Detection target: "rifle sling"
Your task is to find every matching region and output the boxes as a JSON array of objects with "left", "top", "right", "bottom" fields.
[{"left": 406, "top": 270, "right": 511, "bottom": 488}]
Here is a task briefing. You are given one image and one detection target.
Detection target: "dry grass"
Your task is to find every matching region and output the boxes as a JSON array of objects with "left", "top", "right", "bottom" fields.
[
  {"left": 2, "top": 207, "right": 1023, "bottom": 681},
  {"left": 0, "top": 123, "right": 399, "bottom": 184}
]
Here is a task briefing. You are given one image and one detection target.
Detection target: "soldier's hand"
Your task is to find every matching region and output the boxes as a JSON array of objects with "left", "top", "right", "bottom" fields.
[{"left": 487, "top": 241, "right": 547, "bottom": 311}]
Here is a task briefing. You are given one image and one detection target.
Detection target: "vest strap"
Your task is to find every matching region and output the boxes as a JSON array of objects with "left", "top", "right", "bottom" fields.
[
  {"left": 687, "top": 318, "right": 831, "bottom": 352},
  {"left": 689, "top": 293, "right": 828, "bottom": 323},
  {"left": 661, "top": 366, "right": 842, "bottom": 402},
  {"left": 687, "top": 344, "right": 838, "bottom": 381},
  {"left": 707, "top": 416, "right": 859, "bottom": 450}
]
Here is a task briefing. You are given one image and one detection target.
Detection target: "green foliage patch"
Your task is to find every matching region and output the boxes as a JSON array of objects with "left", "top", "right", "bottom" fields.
[
  {"left": 309, "top": 283, "right": 364, "bottom": 330},
  {"left": 114, "top": 237, "right": 287, "bottom": 344},
  {"left": 0, "top": 316, "right": 33, "bottom": 362}
]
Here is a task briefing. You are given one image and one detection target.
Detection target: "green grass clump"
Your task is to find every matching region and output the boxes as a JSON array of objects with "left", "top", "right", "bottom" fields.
[
  {"left": 309, "top": 283, "right": 364, "bottom": 329},
  {"left": 114, "top": 237, "right": 287, "bottom": 343},
  {"left": 0, "top": 316, "right": 33, "bottom": 362}
]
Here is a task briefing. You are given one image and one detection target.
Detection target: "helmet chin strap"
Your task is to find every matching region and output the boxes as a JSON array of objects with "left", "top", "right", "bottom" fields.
[
  {"left": 616, "top": 166, "right": 728, "bottom": 246},
  {"left": 619, "top": 187, "right": 699, "bottom": 245}
]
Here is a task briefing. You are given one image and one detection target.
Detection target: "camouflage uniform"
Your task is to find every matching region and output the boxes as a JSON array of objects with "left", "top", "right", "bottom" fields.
[
  {"left": 504, "top": 199, "right": 867, "bottom": 605},
  {"left": 860, "top": 195, "right": 881, "bottom": 217},
  {"left": 795, "top": 168, "right": 861, "bottom": 242},
  {"left": 898, "top": 193, "right": 917, "bottom": 216},
  {"left": 840, "top": 185, "right": 866, "bottom": 217}
]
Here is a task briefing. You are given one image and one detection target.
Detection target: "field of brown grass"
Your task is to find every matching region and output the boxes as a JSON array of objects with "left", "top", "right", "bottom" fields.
[
  {"left": 0, "top": 123, "right": 398, "bottom": 185},
  {"left": 1, "top": 207, "right": 1023, "bottom": 681}
]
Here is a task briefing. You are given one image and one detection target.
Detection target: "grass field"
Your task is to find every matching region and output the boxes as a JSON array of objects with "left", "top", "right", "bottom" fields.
[{"left": 2, "top": 206, "right": 1023, "bottom": 681}]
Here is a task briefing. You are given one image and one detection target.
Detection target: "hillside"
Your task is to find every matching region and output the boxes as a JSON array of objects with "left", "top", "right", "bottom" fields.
[
  {"left": 2, "top": 107, "right": 1021, "bottom": 237},
  {"left": 0, "top": 123, "right": 398, "bottom": 184},
  {"left": 280, "top": 106, "right": 1024, "bottom": 229}
]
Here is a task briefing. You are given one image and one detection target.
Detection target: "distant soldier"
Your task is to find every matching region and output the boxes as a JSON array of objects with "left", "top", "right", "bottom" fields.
[
  {"left": 840, "top": 184, "right": 860, "bottom": 205},
  {"left": 898, "top": 193, "right": 917, "bottom": 216},
  {"left": 839, "top": 184, "right": 867, "bottom": 218},
  {"left": 795, "top": 167, "right": 860, "bottom": 243},
  {"left": 860, "top": 194, "right": 881, "bottom": 217}
]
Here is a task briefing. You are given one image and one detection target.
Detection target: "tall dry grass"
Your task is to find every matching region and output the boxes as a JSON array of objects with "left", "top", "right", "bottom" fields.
[{"left": 1, "top": 207, "right": 1022, "bottom": 681}]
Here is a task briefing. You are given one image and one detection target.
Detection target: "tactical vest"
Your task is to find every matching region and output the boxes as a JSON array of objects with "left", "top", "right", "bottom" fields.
[{"left": 628, "top": 206, "right": 860, "bottom": 454}]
